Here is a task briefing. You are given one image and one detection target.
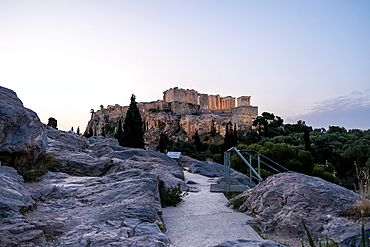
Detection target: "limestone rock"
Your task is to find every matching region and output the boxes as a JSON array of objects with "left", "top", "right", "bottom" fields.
[
  {"left": 28, "top": 169, "right": 170, "bottom": 246},
  {"left": 0, "top": 86, "right": 47, "bottom": 167},
  {"left": 105, "top": 149, "right": 186, "bottom": 190},
  {"left": 217, "top": 171, "right": 255, "bottom": 186},
  {"left": 0, "top": 165, "right": 48, "bottom": 246},
  {"left": 214, "top": 239, "right": 287, "bottom": 247},
  {"left": 228, "top": 172, "right": 366, "bottom": 246},
  {"left": 176, "top": 155, "right": 199, "bottom": 168},
  {"left": 190, "top": 161, "right": 235, "bottom": 177}
]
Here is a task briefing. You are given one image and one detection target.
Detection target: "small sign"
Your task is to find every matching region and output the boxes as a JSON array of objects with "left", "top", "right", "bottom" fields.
[{"left": 167, "top": 152, "right": 181, "bottom": 159}]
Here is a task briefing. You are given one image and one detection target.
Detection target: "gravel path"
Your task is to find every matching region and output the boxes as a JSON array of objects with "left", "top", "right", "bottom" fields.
[{"left": 162, "top": 171, "right": 262, "bottom": 247}]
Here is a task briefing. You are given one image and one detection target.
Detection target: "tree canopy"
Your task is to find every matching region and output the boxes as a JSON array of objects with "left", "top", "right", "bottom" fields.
[{"left": 47, "top": 117, "right": 58, "bottom": 129}]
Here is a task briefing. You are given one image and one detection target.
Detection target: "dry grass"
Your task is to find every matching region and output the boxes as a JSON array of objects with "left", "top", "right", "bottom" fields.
[{"left": 340, "top": 162, "right": 370, "bottom": 220}]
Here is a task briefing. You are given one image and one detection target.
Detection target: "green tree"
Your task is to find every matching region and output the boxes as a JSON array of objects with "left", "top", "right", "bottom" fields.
[
  {"left": 122, "top": 94, "right": 144, "bottom": 149},
  {"left": 88, "top": 126, "right": 94, "bottom": 138},
  {"left": 157, "top": 133, "right": 172, "bottom": 153},
  {"left": 115, "top": 119, "right": 124, "bottom": 146},
  {"left": 193, "top": 130, "right": 202, "bottom": 153},
  {"left": 47, "top": 117, "right": 58, "bottom": 129},
  {"left": 210, "top": 118, "right": 217, "bottom": 136},
  {"left": 71, "top": 127, "right": 74, "bottom": 132},
  {"left": 76, "top": 126, "right": 80, "bottom": 136}
]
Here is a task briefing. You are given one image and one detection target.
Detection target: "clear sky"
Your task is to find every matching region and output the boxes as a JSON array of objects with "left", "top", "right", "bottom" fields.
[{"left": 1, "top": 1, "right": 369, "bottom": 131}]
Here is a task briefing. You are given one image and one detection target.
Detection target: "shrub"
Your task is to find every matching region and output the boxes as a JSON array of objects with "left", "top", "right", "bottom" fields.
[
  {"left": 160, "top": 184, "right": 187, "bottom": 207},
  {"left": 311, "top": 164, "right": 341, "bottom": 185},
  {"left": 17, "top": 154, "right": 59, "bottom": 182}
]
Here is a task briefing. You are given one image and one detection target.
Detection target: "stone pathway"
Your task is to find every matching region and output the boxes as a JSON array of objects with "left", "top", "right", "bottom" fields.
[{"left": 162, "top": 171, "right": 262, "bottom": 247}]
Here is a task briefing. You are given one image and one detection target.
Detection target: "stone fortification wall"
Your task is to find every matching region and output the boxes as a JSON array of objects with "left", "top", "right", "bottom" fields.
[
  {"left": 163, "top": 87, "right": 249, "bottom": 110},
  {"left": 237, "top": 96, "right": 251, "bottom": 106},
  {"left": 163, "top": 87, "right": 198, "bottom": 105}
]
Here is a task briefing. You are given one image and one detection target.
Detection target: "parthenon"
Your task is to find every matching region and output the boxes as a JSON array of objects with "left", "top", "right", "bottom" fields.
[{"left": 163, "top": 87, "right": 251, "bottom": 110}]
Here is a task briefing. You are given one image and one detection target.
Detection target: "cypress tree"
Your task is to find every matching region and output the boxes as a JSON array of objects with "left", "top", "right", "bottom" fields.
[
  {"left": 76, "top": 126, "right": 80, "bottom": 136},
  {"left": 115, "top": 119, "right": 124, "bottom": 146},
  {"left": 88, "top": 126, "right": 94, "bottom": 138},
  {"left": 234, "top": 123, "right": 238, "bottom": 146},
  {"left": 193, "top": 130, "right": 202, "bottom": 153},
  {"left": 157, "top": 133, "right": 170, "bottom": 153},
  {"left": 122, "top": 94, "right": 144, "bottom": 148}
]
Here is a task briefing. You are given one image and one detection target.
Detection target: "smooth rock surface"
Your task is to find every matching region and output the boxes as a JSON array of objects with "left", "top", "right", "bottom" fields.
[
  {"left": 190, "top": 161, "right": 235, "bottom": 177},
  {"left": 228, "top": 172, "right": 367, "bottom": 246},
  {"left": 0, "top": 86, "right": 47, "bottom": 167}
]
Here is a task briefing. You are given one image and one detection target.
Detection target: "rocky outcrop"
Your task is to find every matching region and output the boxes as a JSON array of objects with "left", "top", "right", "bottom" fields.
[
  {"left": 0, "top": 86, "right": 186, "bottom": 246},
  {"left": 0, "top": 165, "right": 47, "bottom": 246},
  {"left": 175, "top": 155, "right": 199, "bottom": 168},
  {"left": 0, "top": 86, "right": 47, "bottom": 167},
  {"left": 27, "top": 169, "right": 169, "bottom": 246},
  {"left": 228, "top": 172, "right": 367, "bottom": 246},
  {"left": 190, "top": 161, "right": 235, "bottom": 177}
]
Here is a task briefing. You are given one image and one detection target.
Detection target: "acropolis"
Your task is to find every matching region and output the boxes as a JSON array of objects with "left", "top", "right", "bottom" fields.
[
  {"left": 163, "top": 87, "right": 251, "bottom": 110},
  {"left": 86, "top": 87, "right": 258, "bottom": 149}
]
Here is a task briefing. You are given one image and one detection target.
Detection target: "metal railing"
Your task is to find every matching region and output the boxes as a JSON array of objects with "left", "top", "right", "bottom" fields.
[{"left": 223, "top": 147, "right": 289, "bottom": 192}]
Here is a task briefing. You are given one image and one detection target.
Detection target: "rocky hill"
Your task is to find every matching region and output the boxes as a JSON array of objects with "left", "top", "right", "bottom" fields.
[{"left": 0, "top": 86, "right": 184, "bottom": 246}]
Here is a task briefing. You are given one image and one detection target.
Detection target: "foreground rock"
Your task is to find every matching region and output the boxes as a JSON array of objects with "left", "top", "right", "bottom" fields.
[
  {"left": 0, "top": 165, "right": 47, "bottom": 246},
  {"left": 0, "top": 86, "right": 47, "bottom": 167},
  {"left": 214, "top": 239, "right": 286, "bottom": 247},
  {"left": 228, "top": 172, "right": 368, "bottom": 246},
  {"left": 45, "top": 126, "right": 185, "bottom": 190},
  {"left": 27, "top": 169, "right": 169, "bottom": 246},
  {"left": 190, "top": 161, "right": 235, "bottom": 177},
  {"left": 0, "top": 86, "right": 187, "bottom": 246}
]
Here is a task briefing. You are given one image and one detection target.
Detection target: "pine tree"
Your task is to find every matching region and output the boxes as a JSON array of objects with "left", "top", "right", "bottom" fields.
[
  {"left": 76, "top": 126, "right": 80, "bottom": 136},
  {"left": 193, "top": 130, "right": 202, "bottom": 153},
  {"left": 122, "top": 94, "right": 144, "bottom": 148}
]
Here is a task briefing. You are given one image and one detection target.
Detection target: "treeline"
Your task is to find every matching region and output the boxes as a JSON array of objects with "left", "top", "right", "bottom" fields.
[{"left": 158, "top": 112, "right": 370, "bottom": 187}]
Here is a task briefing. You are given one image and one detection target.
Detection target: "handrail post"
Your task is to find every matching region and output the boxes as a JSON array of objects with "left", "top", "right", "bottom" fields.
[
  {"left": 249, "top": 155, "right": 252, "bottom": 184},
  {"left": 224, "top": 151, "right": 231, "bottom": 193}
]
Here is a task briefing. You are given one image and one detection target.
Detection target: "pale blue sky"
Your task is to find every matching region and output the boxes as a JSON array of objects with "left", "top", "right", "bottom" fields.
[{"left": 1, "top": 1, "right": 369, "bottom": 131}]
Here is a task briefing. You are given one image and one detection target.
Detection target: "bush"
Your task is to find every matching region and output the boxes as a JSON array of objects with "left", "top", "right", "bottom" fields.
[
  {"left": 311, "top": 164, "right": 341, "bottom": 185},
  {"left": 17, "top": 154, "right": 59, "bottom": 182},
  {"left": 160, "top": 184, "right": 187, "bottom": 207}
]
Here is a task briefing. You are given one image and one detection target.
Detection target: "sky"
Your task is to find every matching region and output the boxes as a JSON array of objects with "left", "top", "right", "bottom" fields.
[{"left": 1, "top": 0, "right": 369, "bottom": 132}]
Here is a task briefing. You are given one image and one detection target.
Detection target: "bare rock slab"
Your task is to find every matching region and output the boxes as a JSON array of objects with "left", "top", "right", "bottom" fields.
[
  {"left": 0, "top": 86, "right": 47, "bottom": 167},
  {"left": 228, "top": 172, "right": 366, "bottom": 246}
]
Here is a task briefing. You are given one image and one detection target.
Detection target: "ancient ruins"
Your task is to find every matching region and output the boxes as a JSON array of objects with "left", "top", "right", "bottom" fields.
[{"left": 86, "top": 87, "right": 258, "bottom": 149}]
